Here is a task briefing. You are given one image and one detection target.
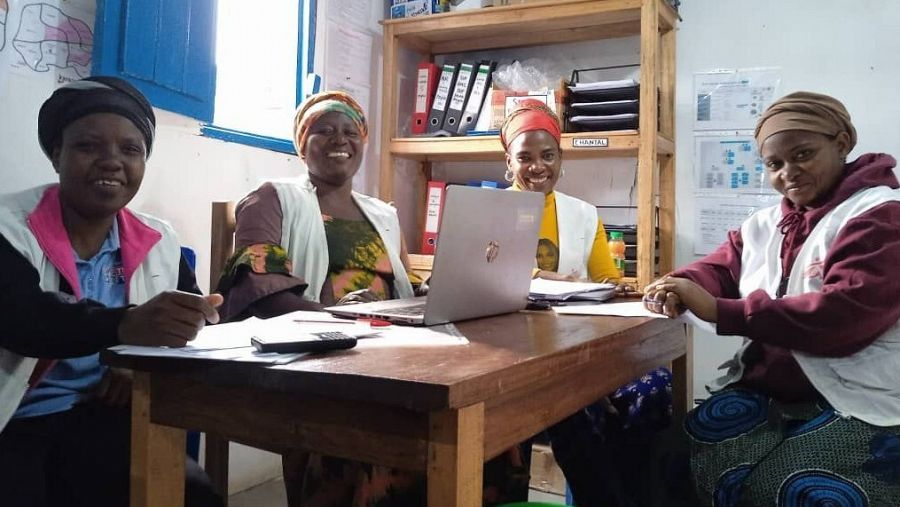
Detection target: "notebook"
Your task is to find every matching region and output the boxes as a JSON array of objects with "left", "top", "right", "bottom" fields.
[{"left": 324, "top": 186, "right": 544, "bottom": 325}]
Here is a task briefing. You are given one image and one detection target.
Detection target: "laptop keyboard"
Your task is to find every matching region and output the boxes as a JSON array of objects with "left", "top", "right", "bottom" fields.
[{"left": 384, "top": 303, "right": 427, "bottom": 316}]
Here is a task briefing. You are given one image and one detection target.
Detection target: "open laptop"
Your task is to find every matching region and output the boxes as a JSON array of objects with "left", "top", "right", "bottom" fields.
[{"left": 324, "top": 186, "right": 543, "bottom": 325}]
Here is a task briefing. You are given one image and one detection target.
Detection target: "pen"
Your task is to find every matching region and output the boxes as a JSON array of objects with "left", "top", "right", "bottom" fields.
[
  {"left": 293, "top": 318, "right": 355, "bottom": 324},
  {"left": 293, "top": 318, "right": 392, "bottom": 327}
]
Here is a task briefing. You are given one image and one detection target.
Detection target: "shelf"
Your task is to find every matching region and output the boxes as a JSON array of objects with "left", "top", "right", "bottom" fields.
[
  {"left": 383, "top": 0, "right": 677, "bottom": 54},
  {"left": 390, "top": 131, "right": 673, "bottom": 162}
]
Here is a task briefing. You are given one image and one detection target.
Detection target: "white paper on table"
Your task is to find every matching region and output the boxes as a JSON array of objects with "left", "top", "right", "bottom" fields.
[
  {"left": 552, "top": 301, "right": 666, "bottom": 318},
  {"left": 530, "top": 278, "right": 615, "bottom": 296},
  {"left": 108, "top": 344, "right": 304, "bottom": 365},
  {"left": 355, "top": 323, "right": 469, "bottom": 348}
]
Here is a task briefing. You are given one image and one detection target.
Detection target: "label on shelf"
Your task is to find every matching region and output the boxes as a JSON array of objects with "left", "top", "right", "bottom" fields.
[{"left": 572, "top": 137, "right": 609, "bottom": 148}]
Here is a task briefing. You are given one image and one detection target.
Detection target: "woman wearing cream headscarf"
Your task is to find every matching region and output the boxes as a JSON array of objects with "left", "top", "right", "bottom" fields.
[{"left": 645, "top": 91, "right": 900, "bottom": 505}]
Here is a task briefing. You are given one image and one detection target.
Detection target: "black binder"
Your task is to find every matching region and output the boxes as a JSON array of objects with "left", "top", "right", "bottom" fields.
[
  {"left": 456, "top": 61, "right": 495, "bottom": 135},
  {"left": 441, "top": 62, "right": 475, "bottom": 132},
  {"left": 427, "top": 63, "right": 459, "bottom": 133}
]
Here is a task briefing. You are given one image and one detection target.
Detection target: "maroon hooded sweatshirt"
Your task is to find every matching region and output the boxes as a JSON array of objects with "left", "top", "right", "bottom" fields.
[{"left": 673, "top": 153, "right": 900, "bottom": 401}]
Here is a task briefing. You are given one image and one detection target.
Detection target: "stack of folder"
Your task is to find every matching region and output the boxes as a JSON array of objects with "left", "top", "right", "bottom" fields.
[
  {"left": 413, "top": 60, "right": 497, "bottom": 137},
  {"left": 528, "top": 278, "right": 617, "bottom": 303},
  {"left": 567, "top": 78, "right": 640, "bottom": 132}
]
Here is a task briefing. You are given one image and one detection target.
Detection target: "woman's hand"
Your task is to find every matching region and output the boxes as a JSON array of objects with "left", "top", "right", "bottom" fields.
[
  {"left": 614, "top": 283, "right": 637, "bottom": 296},
  {"left": 643, "top": 276, "right": 717, "bottom": 322},
  {"left": 336, "top": 288, "right": 382, "bottom": 306}
]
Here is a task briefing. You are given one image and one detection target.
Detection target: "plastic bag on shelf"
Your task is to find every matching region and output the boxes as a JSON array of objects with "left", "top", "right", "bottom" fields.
[{"left": 492, "top": 58, "right": 568, "bottom": 92}]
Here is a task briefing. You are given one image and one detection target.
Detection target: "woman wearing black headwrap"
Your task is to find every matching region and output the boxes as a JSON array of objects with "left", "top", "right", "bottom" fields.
[
  {"left": 0, "top": 76, "right": 223, "bottom": 507},
  {"left": 645, "top": 92, "right": 900, "bottom": 505}
]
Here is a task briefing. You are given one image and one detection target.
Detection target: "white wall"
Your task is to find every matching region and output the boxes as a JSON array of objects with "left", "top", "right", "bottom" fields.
[{"left": 675, "top": 0, "right": 900, "bottom": 399}]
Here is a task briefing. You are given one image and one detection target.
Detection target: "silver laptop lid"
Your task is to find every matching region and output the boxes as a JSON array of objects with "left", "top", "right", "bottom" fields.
[{"left": 421, "top": 186, "right": 543, "bottom": 325}]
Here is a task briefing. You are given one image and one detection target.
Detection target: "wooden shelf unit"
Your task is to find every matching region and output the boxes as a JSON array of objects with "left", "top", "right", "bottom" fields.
[{"left": 379, "top": 0, "right": 678, "bottom": 289}]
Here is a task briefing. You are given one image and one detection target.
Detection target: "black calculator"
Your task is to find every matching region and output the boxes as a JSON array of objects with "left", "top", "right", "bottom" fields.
[{"left": 251, "top": 331, "right": 358, "bottom": 354}]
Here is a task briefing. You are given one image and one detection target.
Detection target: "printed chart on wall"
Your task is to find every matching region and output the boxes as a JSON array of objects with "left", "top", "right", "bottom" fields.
[
  {"left": 695, "top": 133, "right": 768, "bottom": 194},
  {"left": 693, "top": 193, "right": 782, "bottom": 255},
  {"left": 694, "top": 68, "right": 781, "bottom": 130},
  {"left": 2, "top": 0, "right": 94, "bottom": 85}
]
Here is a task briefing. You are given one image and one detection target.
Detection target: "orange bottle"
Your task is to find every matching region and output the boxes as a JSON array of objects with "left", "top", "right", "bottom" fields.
[{"left": 608, "top": 231, "right": 626, "bottom": 278}]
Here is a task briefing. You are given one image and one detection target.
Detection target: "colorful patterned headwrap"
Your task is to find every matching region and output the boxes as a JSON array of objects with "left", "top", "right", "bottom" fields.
[
  {"left": 755, "top": 91, "right": 857, "bottom": 151},
  {"left": 500, "top": 99, "right": 562, "bottom": 151},
  {"left": 293, "top": 91, "right": 368, "bottom": 159},
  {"left": 38, "top": 76, "right": 156, "bottom": 158}
]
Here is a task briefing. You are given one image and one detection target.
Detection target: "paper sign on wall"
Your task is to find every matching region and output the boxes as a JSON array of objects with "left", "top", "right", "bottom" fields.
[{"left": 694, "top": 68, "right": 781, "bottom": 130}]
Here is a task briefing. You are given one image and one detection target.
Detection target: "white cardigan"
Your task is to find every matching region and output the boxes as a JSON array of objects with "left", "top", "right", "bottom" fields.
[
  {"left": 0, "top": 185, "right": 180, "bottom": 432},
  {"left": 270, "top": 176, "right": 414, "bottom": 303},
  {"left": 711, "top": 185, "right": 900, "bottom": 426},
  {"left": 554, "top": 191, "right": 599, "bottom": 278}
]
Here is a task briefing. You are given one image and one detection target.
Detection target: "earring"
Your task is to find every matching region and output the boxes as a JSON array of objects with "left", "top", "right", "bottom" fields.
[
  {"left": 560, "top": 168, "right": 566, "bottom": 178},
  {"left": 504, "top": 169, "right": 514, "bottom": 182}
]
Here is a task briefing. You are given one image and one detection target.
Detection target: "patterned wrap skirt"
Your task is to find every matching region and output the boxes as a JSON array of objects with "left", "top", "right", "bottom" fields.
[{"left": 686, "top": 388, "right": 900, "bottom": 506}]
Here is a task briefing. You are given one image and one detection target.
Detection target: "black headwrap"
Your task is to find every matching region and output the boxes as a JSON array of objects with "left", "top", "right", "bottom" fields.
[{"left": 37, "top": 76, "right": 156, "bottom": 158}]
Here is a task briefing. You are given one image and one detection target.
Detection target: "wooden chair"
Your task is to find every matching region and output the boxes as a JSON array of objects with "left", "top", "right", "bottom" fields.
[{"left": 206, "top": 201, "right": 236, "bottom": 500}]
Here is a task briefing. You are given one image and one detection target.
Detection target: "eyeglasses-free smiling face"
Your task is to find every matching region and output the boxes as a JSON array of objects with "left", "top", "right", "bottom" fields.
[
  {"left": 303, "top": 111, "right": 364, "bottom": 188},
  {"left": 505, "top": 129, "right": 562, "bottom": 195},
  {"left": 51, "top": 113, "right": 146, "bottom": 221},
  {"left": 760, "top": 129, "right": 850, "bottom": 208}
]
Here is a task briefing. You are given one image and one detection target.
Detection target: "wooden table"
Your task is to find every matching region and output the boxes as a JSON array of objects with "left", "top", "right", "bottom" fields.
[{"left": 104, "top": 310, "right": 688, "bottom": 507}]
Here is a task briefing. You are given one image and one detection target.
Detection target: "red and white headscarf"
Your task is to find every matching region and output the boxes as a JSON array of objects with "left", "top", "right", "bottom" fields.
[{"left": 500, "top": 99, "right": 562, "bottom": 151}]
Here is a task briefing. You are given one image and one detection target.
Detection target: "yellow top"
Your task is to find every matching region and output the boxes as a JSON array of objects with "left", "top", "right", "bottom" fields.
[{"left": 535, "top": 191, "right": 621, "bottom": 282}]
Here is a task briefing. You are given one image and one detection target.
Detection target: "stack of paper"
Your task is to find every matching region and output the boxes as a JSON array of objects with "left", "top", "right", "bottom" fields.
[{"left": 529, "top": 278, "right": 616, "bottom": 303}]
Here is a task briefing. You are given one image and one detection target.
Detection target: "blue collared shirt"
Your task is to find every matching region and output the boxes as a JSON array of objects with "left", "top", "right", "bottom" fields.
[{"left": 14, "top": 220, "right": 127, "bottom": 418}]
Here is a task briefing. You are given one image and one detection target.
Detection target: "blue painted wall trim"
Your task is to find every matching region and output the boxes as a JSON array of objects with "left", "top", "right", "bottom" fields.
[
  {"left": 201, "top": 125, "right": 297, "bottom": 155},
  {"left": 92, "top": 0, "right": 217, "bottom": 122}
]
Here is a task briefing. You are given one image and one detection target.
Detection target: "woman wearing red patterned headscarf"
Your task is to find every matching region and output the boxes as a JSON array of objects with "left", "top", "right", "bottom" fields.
[
  {"left": 502, "top": 99, "right": 674, "bottom": 507},
  {"left": 502, "top": 99, "right": 623, "bottom": 282}
]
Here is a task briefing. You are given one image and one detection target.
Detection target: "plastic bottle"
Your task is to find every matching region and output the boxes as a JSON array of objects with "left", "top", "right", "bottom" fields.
[{"left": 608, "top": 231, "right": 626, "bottom": 278}]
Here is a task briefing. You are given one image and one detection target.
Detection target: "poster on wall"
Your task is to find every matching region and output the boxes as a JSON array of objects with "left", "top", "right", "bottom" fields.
[
  {"left": 694, "top": 132, "right": 770, "bottom": 194},
  {"left": 693, "top": 192, "right": 782, "bottom": 255},
  {"left": 3, "top": 0, "right": 94, "bottom": 84},
  {"left": 694, "top": 68, "right": 781, "bottom": 131}
]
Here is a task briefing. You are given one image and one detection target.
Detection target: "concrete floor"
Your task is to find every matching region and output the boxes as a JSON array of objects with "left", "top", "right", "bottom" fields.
[{"left": 229, "top": 477, "right": 566, "bottom": 506}]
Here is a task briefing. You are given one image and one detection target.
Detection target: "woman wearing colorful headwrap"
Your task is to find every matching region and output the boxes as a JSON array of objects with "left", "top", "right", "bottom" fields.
[
  {"left": 645, "top": 91, "right": 900, "bottom": 505},
  {"left": 218, "top": 91, "right": 526, "bottom": 506},
  {"left": 0, "top": 76, "right": 223, "bottom": 506},
  {"left": 502, "top": 99, "right": 674, "bottom": 506},
  {"left": 216, "top": 90, "right": 419, "bottom": 323}
]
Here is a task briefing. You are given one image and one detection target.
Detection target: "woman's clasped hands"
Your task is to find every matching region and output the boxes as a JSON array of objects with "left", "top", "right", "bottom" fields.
[{"left": 643, "top": 275, "right": 717, "bottom": 322}]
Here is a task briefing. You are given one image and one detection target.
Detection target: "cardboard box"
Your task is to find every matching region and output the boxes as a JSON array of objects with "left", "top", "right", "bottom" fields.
[
  {"left": 489, "top": 88, "right": 563, "bottom": 130},
  {"left": 390, "top": 0, "right": 447, "bottom": 18},
  {"left": 529, "top": 443, "right": 567, "bottom": 496},
  {"left": 449, "top": 0, "right": 494, "bottom": 10}
]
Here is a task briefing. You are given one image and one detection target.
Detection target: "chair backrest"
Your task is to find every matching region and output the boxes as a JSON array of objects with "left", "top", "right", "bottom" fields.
[
  {"left": 209, "top": 201, "right": 236, "bottom": 291},
  {"left": 407, "top": 253, "right": 434, "bottom": 281}
]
